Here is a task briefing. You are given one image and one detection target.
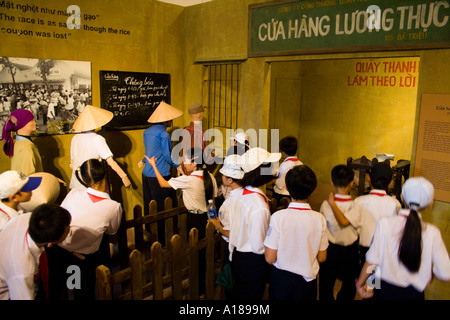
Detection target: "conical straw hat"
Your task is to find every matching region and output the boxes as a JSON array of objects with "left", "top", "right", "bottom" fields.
[
  {"left": 72, "top": 105, "right": 114, "bottom": 132},
  {"left": 148, "top": 101, "right": 183, "bottom": 123}
]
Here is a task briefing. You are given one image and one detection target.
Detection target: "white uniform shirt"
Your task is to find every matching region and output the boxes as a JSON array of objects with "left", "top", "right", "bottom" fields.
[
  {"left": 0, "top": 213, "right": 44, "bottom": 300},
  {"left": 69, "top": 132, "right": 114, "bottom": 190},
  {"left": 227, "top": 186, "right": 271, "bottom": 260},
  {"left": 366, "top": 209, "right": 450, "bottom": 292},
  {"left": 264, "top": 202, "right": 328, "bottom": 281},
  {"left": 320, "top": 194, "right": 358, "bottom": 246},
  {"left": 59, "top": 188, "right": 122, "bottom": 255},
  {"left": 274, "top": 157, "right": 303, "bottom": 196},
  {"left": 0, "top": 202, "right": 24, "bottom": 231},
  {"left": 344, "top": 189, "right": 401, "bottom": 247},
  {"left": 168, "top": 170, "right": 217, "bottom": 212},
  {"left": 218, "top": 187, "right": 243, "bottom": 242}
]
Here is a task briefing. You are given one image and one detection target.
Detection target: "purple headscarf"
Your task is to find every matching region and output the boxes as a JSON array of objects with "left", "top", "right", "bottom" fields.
[{"left": 2, "top": 109, "right": 34, "bottom": 157}]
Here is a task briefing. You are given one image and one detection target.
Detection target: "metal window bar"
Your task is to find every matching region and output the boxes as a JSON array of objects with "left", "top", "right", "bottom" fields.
[{"left": 205, "top": 63, "right": 240, "bottom": 130}]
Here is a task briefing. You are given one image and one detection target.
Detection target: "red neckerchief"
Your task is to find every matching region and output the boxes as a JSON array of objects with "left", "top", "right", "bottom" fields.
[
  {"left": 284, "top": 157, "right": 299, "bottom": 162},
  {"left": 243, "top": 187, "right": 270, "bottom": 210},
  {"left": 334, "top": 195, "right": 352, "bottom": 202},
  {"left": 87, "top": 191, "right": 108, "bottom": 203},
  {"left": 0, "top": 207, "right": 11, "bottom": 219},
  {"left": 370, "top": 190, "right": 386, "bottom": 197},
  {"left": 191, "top": 175, "right": 204, "bottom": 180}
]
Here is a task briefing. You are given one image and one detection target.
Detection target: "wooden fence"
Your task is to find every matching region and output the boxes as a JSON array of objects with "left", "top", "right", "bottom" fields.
[{"left": 96, "top": 195, "right": 289, "bottom": 300}]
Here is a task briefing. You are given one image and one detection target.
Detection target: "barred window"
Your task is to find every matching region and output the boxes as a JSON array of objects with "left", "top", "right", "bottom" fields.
[{"left": 203, "top": 63, "right": 240, "bottom": 130}]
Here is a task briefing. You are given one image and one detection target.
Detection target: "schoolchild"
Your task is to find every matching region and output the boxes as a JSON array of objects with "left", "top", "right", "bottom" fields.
[
  {"left": 273, "top": 136, "right": 303, "bottom": 204},
  {"left": 47, "top": 158, "right": 123, "bottom": 300},
  {"left": 70, "top": 105, "right": 131, "bottom": 190},
  {"left": 264, "top": 165, "right": 328, "bottom": 300},
  {"left": 356, "top": 177, "right": 450, "bottom": 300},
  {"left": 0, "top": 203, "right": 71, "bottom": 300},
  {"left": 1, "top": 109, "right": 43, "bottom": 175},
  {"left": 327, "top": 162, "right": 401, "bottom": 266},
  {"left": 0, "top": 170, "right": 42, "bottom": 231},
  {"left": 209, "top": 154, "right": 245, "bottom": 263},
  {"left": 227, "top": 147, "right": 281, "bottom": 300},
  {"left": 147, "top": 147, "right": 217, "bottom": 295},
  {"left": 226, "top": 132, "right": 250, "bottom": 156},
  {"left": 319, "top": 164, "right": 359, "bottom": 300}
]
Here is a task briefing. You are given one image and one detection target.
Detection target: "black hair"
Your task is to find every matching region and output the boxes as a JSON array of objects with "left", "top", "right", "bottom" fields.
[
  {"left": 240, "top": 162, "right": 276, "bottom": 188},
  {"left": 331, "top": 164, "right": 354, "bottom": 188},
  {"left": 279, "top": 136, "right": 298, "bottom": 156},
  {"left": 186, "top": 147, "right": 214, "bottom": 204},
  {"left": 398, "top": 203, "right": 422, "bottom": 273},
  {"left": 28, "top": 203, "right": 71, "bottom": 244},
  {"left": 75, "top": 158, "right": 107, "bottom": 188},
  {"left": 369, "top": 162, "right": 393, "bottom": 191},
  {"left": 286, "top": 165, "right": 317, "bottom": 201}
]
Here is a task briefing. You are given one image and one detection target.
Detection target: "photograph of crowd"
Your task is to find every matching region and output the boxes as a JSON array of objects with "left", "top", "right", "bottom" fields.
[{"left": 0, "top": 57, "right": 91, "bottom": 135}]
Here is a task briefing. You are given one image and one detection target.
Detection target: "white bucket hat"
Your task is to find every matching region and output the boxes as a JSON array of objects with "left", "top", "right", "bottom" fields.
[
  {"left": 230, "top": 132, "right": 249, "bottom": 146},
  {"left": 241, "top": 147, "right": 281, "bottom": 173},
  {"left": 402, "top": 176, "right": 434, "bottom": 210},
  {"left": 220, "top": 154, "right": 244, "bottom": 180}
]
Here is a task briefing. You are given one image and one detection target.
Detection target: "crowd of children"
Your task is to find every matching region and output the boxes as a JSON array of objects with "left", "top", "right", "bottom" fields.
[{"left": 0, "top": 100, "right": 449, "bottom": 300}]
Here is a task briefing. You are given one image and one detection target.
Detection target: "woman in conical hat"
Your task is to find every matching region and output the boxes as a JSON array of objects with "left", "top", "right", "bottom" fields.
[
  {"left": 139, "top": 101, "right": 183, "bottom": 241},
  {"left": 69, "top": 105, "right": 131, "bottom": 190}
]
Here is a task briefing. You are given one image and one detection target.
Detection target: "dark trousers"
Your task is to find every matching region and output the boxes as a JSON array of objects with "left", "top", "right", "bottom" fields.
[
  {"left": 269, "top": 266, "right": 317, "bottom": 300},
  {"left": 187, "top": 212, "right": 208, "bottom": 295},
  {"left": 142, "top": 174, "right": 173, "bottom": 245},
  {"left": 46, "top": 245, "right": 103, "bottom": 300},
  {"left": 359, "top": 245, "right": 370, "bottom": 271},
  {"left": 373, "top": 280, "right": 424, "bottom": 300},
  {"left": 230, "top": 250, "right": 270, "bottom": 300},
  {"left": 319, "top": 240, "right": 359, "bottom": 301}
]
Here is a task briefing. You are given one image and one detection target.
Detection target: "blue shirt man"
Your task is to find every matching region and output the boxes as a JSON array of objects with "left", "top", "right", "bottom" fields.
[{"left": 142, "top": 123, "right": 179, "bottom": 177}]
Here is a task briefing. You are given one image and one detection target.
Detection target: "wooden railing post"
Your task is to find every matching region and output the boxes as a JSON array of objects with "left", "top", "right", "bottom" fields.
[
  {"left": 188, "top": 228, "right": 199, "bottom": 300},
  {"left": 96, "top": 265, "right": 112, "bottom": 300},
  {"left": 129, "top": 249, "right": 143, "bottom": 300},
  {"left": 151, "top": 242, "right": 163, "bottom": 300},
  {"left": 170, "top": 234, "right": 183, "bottom": 300}
]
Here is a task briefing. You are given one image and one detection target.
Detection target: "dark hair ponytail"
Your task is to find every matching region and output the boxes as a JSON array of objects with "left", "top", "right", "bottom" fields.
[
  {"left": 186, "top": 147, "right": 214, "bottom": 204},
  {"left": 398, "top": 204, "right": 422, "bottom": 273},
  {"left": 202, "top": 166, "right": 214, "bottom": 204},
  {"left": 75, "top": 158, "right": 107, "bottom": 188}
]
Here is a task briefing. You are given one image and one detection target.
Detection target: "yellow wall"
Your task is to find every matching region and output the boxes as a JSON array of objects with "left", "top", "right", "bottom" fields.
[
  {"left": 1, "top": 0, "right": 449, "bottom": 299},
  {"left": 1, "top": 0, "right": 186, "bottom": 218}
]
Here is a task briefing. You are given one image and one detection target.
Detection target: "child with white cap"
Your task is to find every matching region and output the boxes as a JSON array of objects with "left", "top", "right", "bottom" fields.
[
  {"left": 0, "top": 170, "right": 42, "bottom": 231},
  {"left": 356, "top": 177, "right": 450, "bottom": 300},
  {"left": 227, "top": 147, "right": 281, "bottom": 300},
  {"left": 209, "top": 155, "right": 244, "bottom": 254}
]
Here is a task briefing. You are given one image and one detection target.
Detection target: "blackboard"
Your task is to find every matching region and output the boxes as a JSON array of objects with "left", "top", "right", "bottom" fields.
[
  {"left": 99, "top": 70, "right": 170, "bottom": 129},
  {"left": 249, "top": 0, "right": 450, "bottom": 57}
]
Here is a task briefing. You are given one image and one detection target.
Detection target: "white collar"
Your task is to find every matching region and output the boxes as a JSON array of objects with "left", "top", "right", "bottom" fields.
[
  {"left": 26, "top": 231, "right": 44, "bottom": 264},
  {"left": 288, "top": 202, "right": 311, "bottom": 211}
]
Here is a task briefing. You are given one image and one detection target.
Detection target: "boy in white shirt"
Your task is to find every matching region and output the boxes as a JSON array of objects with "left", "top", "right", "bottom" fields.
[
  {"left": 327, "top": 162, "right": 401, "bottom": 266},
  {"left": 273, "top": 136, "right": 303, "bottom": 204},
  {"left": 265, "top": 165, "right": 328, "bottom": 300},
  {"left": 319, "top": 164, "right": 359, "bottom": 300},
  {"left": 0, "top": 204, "right": 71, "bottom": 300},
  {"left": 0, "top": 170, "right": 42, "bottom": 231}
]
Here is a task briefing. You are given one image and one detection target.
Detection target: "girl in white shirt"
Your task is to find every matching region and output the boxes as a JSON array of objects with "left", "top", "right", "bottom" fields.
[
  {"left": 228, "top": 147, "right": 280, "bottom": 300},
  {"left": 146, "top": 147, "right": 217, "bottom": 295},
  {"left": 356, "top": 177, "right": 450, "bottom": 300},
  {"left": 47, "top": 158, "right": 123, "bottom": 300}
]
